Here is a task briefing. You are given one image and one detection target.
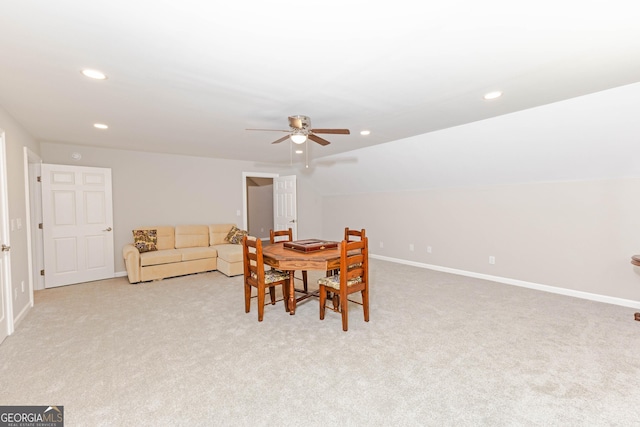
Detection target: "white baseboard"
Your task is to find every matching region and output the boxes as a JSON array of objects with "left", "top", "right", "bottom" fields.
[
  {"left": 370, "top": 254, "right": 640, "bottom": 310},
  {"left": 115, "top": 271, "right": 128, "bottom": 278},
  {"left": 12, "top": 299, "right": 33, "bottom": 332}
]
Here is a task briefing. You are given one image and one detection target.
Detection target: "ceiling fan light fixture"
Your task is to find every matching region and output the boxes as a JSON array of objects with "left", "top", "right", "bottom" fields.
[{"left": 290, "top": 133, "right": 307, "bottom": 144}]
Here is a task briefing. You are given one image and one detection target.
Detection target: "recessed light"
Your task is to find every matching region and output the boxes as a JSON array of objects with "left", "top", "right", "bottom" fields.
[
  {"left": 483, "top": 91, "right": 502, "bottom": 100},
  {"left": 360, "top": 130, "right": 371, "bottom": 136},
  {"left": 94, "top": 123, "right": 108, "bottom": 129},
  {"left": 82, "top": 69, "right": 107, "bottom": 80},
  {"left": 71, "top": 152, "right": 82, "bottom": 160}
]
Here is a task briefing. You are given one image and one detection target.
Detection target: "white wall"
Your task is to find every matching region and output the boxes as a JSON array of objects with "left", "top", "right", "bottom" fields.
[
  {"left": 322, "top": 178, "right": 640, "bottom": 302},
  {"left": 37, "top": 145, "right": 326, "bottom": 274},
  {"left": 39, "top": 143, "right": 300, "bottom": 273},
  {"left": 313, "top": 83, "right": 640, "bottom": 304},
  {"left": 0, "top": 107, "right": 41, "bottom": 326}
]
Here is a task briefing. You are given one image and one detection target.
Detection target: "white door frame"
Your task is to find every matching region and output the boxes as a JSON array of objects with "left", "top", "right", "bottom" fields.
[
  {"left": 0, "top": 129, "right": 14, "bottom": 343},
  {"left": 24, "top": 147, "right": 43, "bottom": 295}
]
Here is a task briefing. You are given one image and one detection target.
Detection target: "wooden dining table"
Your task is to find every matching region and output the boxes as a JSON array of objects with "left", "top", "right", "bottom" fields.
[{"left": 262, "top": 241, "right": 341, "bottom": 315}]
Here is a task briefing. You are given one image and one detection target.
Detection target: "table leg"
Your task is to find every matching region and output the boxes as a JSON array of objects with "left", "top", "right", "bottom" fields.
[{"left": 288, "top": 272, "right": 296, "bottom": 315}]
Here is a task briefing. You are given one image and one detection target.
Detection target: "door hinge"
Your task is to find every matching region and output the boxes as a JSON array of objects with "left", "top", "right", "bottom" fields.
[
  {"left": 38, "top": 223, "right": 43, "bottom": 229},
  {"left": 40, "top": 269, "right": 45, "bottom": 276},
  {"left": 37, "top": 176, "right": 41, "bottom": 182}
]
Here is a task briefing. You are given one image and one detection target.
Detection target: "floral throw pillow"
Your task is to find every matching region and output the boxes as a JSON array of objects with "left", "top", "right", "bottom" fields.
[
  {"left": 224, "top": 225, "right": 248, "bottom": 244},
  {"left": 133, "top": 229, "right": 158, "bottom": 253}
]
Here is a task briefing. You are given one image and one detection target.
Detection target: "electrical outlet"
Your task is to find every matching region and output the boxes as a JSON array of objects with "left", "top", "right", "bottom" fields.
[
  {"left": 379, "top": 241, "right": 384, "bottom": 248},
  {"left": 21, "top": 281, "right": 25, "bottom": 292},
  {"left": 489, "top": 256, "right": 496, "bottom": 265},
  {"left": 409, "top": 244, "right": 414, "bottom": 251},
  {"left": 427, "top": 246, "right": 432, "bottom": 254}
]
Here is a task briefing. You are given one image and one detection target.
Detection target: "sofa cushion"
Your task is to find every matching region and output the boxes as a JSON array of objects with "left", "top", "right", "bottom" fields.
[
  {"left": 209, "top": 224, "right": 236, "bottom": 245},
  {"left": 179, "top": 246, "right": 218, "bottom": 261},
  {"left": 140, "top": 249, "right": 182, "bottom": 267},
  {"left": 175, "top": 225, "right": 209, "bottom": 248},
  {"left": 213, "top": 244, "right": 243, "bottom": 263},
  {"left": 224, "top": 225, "right": 248, "bottom": 244},
  {"left": 133, "top": 229, "right": 157, "bottom": 253}
]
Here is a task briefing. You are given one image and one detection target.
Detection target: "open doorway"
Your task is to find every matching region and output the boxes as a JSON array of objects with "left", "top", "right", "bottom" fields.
[
  {"left": 246, "top": 177, "right": 273, "bottom": 241},
  {"left": 243, "top": 172, "right": 298, "bottom": 241},
  {"left": 242, "top": 172, "right": 277, "bottom": 241}
]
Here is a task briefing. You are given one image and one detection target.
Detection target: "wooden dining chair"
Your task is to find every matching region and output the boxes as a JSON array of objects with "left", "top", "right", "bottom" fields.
[
  {"left": 270, "top": 228, "right": 308, "bottom": 292},
  {"left": 327, "top": 228, "right": 366, "bottom": 276},
  {"left": 242, "top": 235, "right": 290, "bottom": 321},
  {"left": 318, "top": 237, "right": 370, "bottom": 331},
  {"left": 345, "top": 227, "right": 366, "bottom": 242}
]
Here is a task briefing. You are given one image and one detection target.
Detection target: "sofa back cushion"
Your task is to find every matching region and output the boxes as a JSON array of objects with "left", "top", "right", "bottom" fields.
[
  {"left": 175, "top": 225, "right": 209, "bottom": 248},
  {"left": 209, "top": 224, "right": 236, "bottom": 246},
  {"left": 134, "top": 226, "right": 175, "bottom": 250}
]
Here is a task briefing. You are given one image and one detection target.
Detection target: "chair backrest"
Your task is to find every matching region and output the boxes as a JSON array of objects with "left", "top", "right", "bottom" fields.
[
  {"left": 344, "top": 227, "right": 366, "bottom": 242},
  {"left": 242, "top": 235, "right": 264, "bottom": 285},
  {"left": 339, "top": 237, "right": 368, "bottom": 287},
  {"left": 270, "top": 228, "right": 292, "bottom": 244}
]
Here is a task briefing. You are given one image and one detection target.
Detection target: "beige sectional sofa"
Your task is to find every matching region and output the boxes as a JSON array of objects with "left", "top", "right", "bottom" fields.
[{"left": 123, "top": 224, "right": 245, "bottom": 283}]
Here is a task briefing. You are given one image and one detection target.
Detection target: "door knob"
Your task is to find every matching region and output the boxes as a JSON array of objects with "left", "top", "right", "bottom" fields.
[
  {"left": 289, "top": 219, "right": 296, "bottom": 223},
  {"left": 103, "top": 227, "right": 112, "bottom": 232},
  {"left": 1, "top": 244, "right": 10, "bottom": 252}
]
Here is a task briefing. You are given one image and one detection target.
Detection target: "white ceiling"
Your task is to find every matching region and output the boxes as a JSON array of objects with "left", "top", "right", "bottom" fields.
[{"left": 1, "top": 1, "right": 639, "bottom": 164}]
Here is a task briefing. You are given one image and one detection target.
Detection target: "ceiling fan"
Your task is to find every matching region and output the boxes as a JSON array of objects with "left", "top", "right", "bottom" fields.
[{"left": 246, "top": 115, "right": 350, "bottom": 146}]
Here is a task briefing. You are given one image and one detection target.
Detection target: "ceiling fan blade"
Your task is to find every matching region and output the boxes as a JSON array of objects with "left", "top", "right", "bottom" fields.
[
  {"left": 308, "top": 134, "right": 331, "bottom": 146},
  {"left": 271, "top": 135, "right": 291, "bottom": 144},
  {"left": 246, "top": 128, "right": 289, "bottom": 132},
  {"left": 310, "top": 128, "right": 350, "bottom": 135}
]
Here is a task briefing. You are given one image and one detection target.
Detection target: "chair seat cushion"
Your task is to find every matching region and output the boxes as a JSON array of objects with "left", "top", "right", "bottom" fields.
[
  {"left": 317, "top": 274, "right": 363, "bottom": 290},
  {"left": 251, "top": 269, "right": 290, "bottom": 284}
]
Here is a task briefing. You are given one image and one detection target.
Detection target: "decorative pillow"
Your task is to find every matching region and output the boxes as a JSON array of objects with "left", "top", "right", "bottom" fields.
[
  {"left": 224, "top": 225, "right": 248, "bottom": 244},
  {"left": 133, "top": 229, "right": 158, "bottom": 253}
]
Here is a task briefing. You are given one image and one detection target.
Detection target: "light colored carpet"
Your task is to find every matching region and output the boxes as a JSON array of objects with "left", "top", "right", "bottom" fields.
[{"left": 1, "top": 259, "right": 639, "bottom": 426}]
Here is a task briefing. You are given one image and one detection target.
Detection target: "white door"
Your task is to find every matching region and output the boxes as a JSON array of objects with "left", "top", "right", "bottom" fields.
[
  {"left": 0, "top": 130, "right": 12, "bottom": 344},
  {"left": 273, "top": 175, "right": 298, "bottom": 240},
  {"left": 41, "top": 164, "right": 114, "bottom": 288}
]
